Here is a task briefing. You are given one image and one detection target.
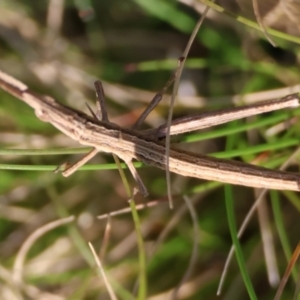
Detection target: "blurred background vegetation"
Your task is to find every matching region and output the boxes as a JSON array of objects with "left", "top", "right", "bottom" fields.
[{"left": 0, "top": 0, "right": 300, "bottom": 299}]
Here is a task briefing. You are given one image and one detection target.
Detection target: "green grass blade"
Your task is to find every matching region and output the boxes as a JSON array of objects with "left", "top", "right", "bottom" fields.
[
  {"left": 270, "top": 190, "right": 298, "bottom": 282},
  {"left": 133, "top": 0, "right": 194, "bottom": 33},
  {"left": 0, "top": 147, "right": 92, "bottom": 155},
  {"left": 224, "top": 185, "right": 257, "bottom": 300},
  {"left": 181, "top": 110, "right": 300, "bottom": 143},
  {"left": 223, "top": 120, "right": 257, "bottom": 299},
  {"left": 197, "top": 0, "right": 300, "bottom": 44},
  {"left": 129, "top": 199, "right": 147, "bottom": 300}
]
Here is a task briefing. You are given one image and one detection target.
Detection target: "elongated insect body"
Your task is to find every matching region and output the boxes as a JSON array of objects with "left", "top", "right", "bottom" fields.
[{"left": 0, "top": 69, "right": 300, "bottom": 192}]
